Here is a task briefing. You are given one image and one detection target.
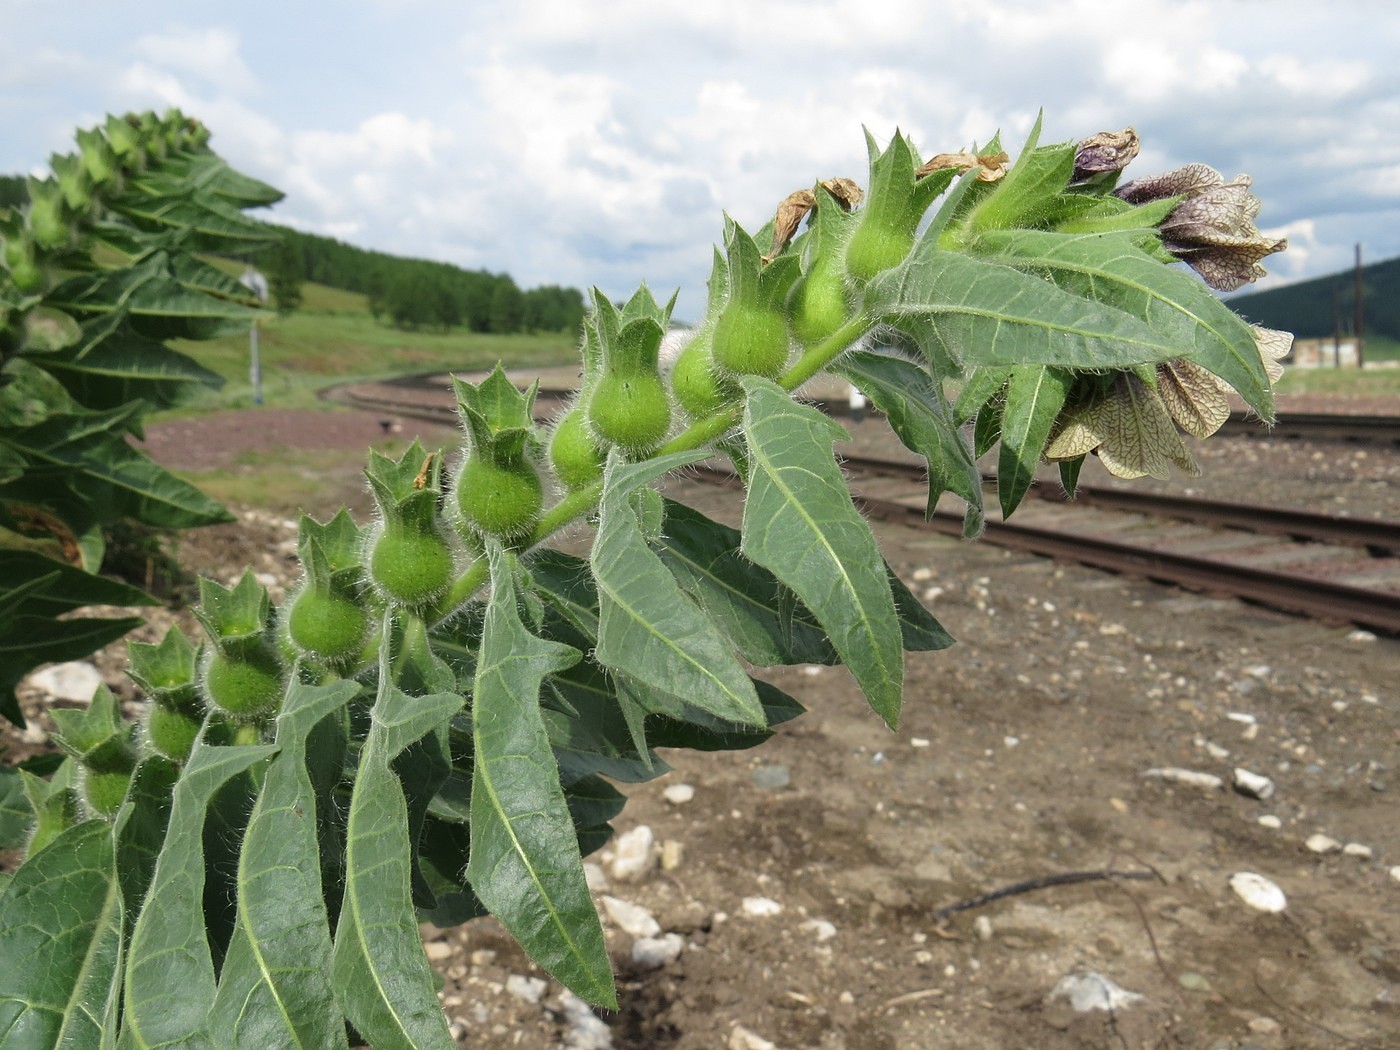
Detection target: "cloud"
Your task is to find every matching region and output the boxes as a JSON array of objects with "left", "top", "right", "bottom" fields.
[{"left": 131, "top": 27, "right": 259, "bottom": 96}]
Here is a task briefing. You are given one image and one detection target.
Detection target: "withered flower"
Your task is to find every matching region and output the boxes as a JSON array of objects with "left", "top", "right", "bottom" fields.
[
  {"left": 1114, "top": 164, "right": 1287, "bottom": 291},
  {"left": 916, "top": 149, "right": 1009, "bottom": 182},
  {"left": 1044, "top": 326, "right": 1293, "bottom": 480},
  {"left": 764, "top": 178, "right": 864, "bottom": 261},
  {"left": 1072, "top": 128, "right": 1140, "bottom": 181}
]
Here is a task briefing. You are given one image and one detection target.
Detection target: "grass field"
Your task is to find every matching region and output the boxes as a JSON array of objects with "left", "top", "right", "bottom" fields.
[{"left": 168, "top": 276, "right": 580, "bottom": 413}]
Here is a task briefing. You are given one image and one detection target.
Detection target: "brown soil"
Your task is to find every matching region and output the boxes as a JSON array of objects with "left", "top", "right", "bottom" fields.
[{"left": 8, "top": 387, "right": 1400, "bottom": 1050}]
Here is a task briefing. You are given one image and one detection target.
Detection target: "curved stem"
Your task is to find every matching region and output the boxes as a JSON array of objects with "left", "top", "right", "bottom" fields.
[{"left": 431, "top": 313, "right": 873, "bottom": 625}]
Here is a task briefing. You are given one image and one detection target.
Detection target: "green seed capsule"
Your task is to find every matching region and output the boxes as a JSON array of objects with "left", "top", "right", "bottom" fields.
[
  {"left": 204, "top": 649, "right": 283, "bottom": 721},
  {"left": 146, "top": 704, "right": 202, "bottom": 762},
  {"left": 456, "top": 455, "right": 543, "bottom": 539},
  {"left": 712, "top": 302, "right": 791, "bottom": 379},
  {"left": 368, "top": 523, "right": 454, "bottom": 607},
  {"left": 81, "top": 768, "right": 131, "bottom": 817},
  {"left": 843, "top": 224, "right": 914, "bottom": 285},
  {"left": 548, "top": 408, "right": 605, "bottom": 490},
  {"left": 670, "top": 337, "right": 734, "bottom": 419},
  {"left": 287, "top": 587, "right": 371, "bottom": 663},
  {"left": 589, "top": 371, "right": 672, "bottom": 454}
]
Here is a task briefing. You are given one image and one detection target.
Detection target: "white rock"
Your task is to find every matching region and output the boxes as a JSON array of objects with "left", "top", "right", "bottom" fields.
[
  {"left": 26, "top": 661, "right": 103, "bottom": 703},
  {"left": 610, "top": 825, "right": 656, "bottom": 882},
  {"left": 728, "top": 1026, "right": 779, "bottom": 1050},
  {"left": 1390, "top": 866, "right": 1400, "bottom": 884},
  {"left": 631, "top": 933, "right": 684, "bottom": 969},
  {"left": 1305, "top": 833, "right": 1342, "bottom": 854},
  {"left": 1343, "top": 842, "right": 1373, "bottom": 859},
  {"left": 583, "top": 862, "right": 609, "bottom": 892},
  {"left": 1226, "top": 712, "right": 1257, "bottom": 725},
  {"left": 424, "top": 940, "right": 454, "bottom": 962},
  {"left": 1257, "top": 815, "right": 1283, "bottom": 830},
  {"left": 1346, "top": 629, "right": 1378, "bottom": 642},
  {"left": 1232, "top": 768, "right": 1276, "bottom": 800},
  {"left": 1142, "top": 768, "right": 1224, "bottom": 791},
  {"left": 1204, "top": 741, "right": 1230, "bottom": 760},
  {"left": 1229, "top": 872, "right": 1287, "bottom": 913},
  {"left": 600, "top": 896, "right": 660, "bottom": 938},
  {"left": 909, "top": 737, "right": 931, "bottom": 749},
  {"left": 505, "top": 974, "right": 547, "bottom": 1004},
  {"left": 974, "top": 915, "right": 994, "bottom": 942},
  {"left": 911, "top": 567, "right": 934, "bottom": 582},
  {"left": 660, "top": 840, "right": 684, "bottom": 872},
  {"left": 1048, "top": 972, "right": 1146, "bottom": 1012},
  {"left": 557, "top": 990, "right": 614, "bottom": 1049},
  {"left": 741, "top": 896, "right": 783, "bottom": 917},
  {"left": 800, "top": 918, "right": 837, "bottom": 942},
  {"left": 662, "top": 783, "right": 695, "bottom": 805}
]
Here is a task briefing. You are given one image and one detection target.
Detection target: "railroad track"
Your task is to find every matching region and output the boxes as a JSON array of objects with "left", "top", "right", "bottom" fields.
[{"left": 330, "top": 377, "right": 1400, "bottom": 634}]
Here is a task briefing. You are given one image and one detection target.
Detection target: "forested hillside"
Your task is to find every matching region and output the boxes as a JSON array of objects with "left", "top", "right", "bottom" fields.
[
  {"left": 253, "top": 225, "right": 585, "bottom": 334},
  {"left": 1230, "top": 255, "right": 1399, "bottom": 342}
]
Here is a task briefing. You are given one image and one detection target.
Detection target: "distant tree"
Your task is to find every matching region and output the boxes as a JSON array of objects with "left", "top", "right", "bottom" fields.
[
  {"left": 264, "top": 237, "right": 305, "bottom": 315},
  {"left": 489, "top": 277, "right": 525, "bottom": 334},
  {"left": 0, "top": 174, "right": 26, "bottom": 211}
]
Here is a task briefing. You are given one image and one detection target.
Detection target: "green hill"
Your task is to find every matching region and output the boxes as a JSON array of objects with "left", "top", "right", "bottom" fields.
[{"left": 1230, "top": 255, "right": 1399, "bottom": 346}]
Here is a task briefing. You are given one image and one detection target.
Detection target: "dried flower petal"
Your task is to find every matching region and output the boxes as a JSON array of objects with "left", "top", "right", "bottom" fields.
[
  {"left": 916, "top": 149, "right": 1009, "bottom": 182},
  {"left": 766, "top": 188, "right": 818, "bottom": 261},
  {"left": 819, "top": 177, "right": 864, "bottom": 210},
  {"left": 1156, "top": 358, "right": 1231, "bottom": 438},
  {"left": 1114, "top": 165, "right": 1287, "bottom": 291},
  {"left": 1252, "top": 325, "right": 1293, "bottom": 384},
  {"left": 1073, "top": 128, "right": 1139, "bottom": 180}
]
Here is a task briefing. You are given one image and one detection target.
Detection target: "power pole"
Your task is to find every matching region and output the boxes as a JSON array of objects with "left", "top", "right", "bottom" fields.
[{"left": 1354, "top": 243, "right": 1365, "bottom": 368}]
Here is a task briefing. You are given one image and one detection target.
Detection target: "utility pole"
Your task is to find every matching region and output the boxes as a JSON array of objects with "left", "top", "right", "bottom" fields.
[
  {"left": 239, "top": 265, "right": 270, "bottom": 404},
  {"left": 1354, "top": 243, "right": 1365, "bottom": 368}
]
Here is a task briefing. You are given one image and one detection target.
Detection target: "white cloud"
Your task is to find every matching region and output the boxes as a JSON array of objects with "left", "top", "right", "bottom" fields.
[{"left": 132, "top": 27, "right": 259, "bottom": 95}]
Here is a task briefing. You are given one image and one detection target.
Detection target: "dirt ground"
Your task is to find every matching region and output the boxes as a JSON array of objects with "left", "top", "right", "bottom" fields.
[{"left": 9, "top": 388, "right": 1400, "bottom": 1050}]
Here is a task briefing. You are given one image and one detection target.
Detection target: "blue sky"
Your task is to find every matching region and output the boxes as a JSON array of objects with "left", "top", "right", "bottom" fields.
[{"left": 5, "top": 0, "right": 1398, "bottom": 319}]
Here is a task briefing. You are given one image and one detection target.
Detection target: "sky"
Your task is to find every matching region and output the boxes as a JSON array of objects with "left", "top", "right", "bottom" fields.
[{"left": 4, "top": 0, "right": 1398, "bottom": 320}]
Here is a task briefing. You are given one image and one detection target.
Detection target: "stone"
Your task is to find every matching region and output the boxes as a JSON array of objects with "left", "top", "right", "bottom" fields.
[
  {"left": 1232, "top": 768, "right": 1276, "bottom": 800},
  {"left": 557, "top": 990, "right": 614, "bottom": 1049},
  {"left": 1342, "top": 842, "right": 1373, "bottom": 859},
  {"left": 741, "top": 896, "right": 783, "bottom": 917},
  {"left": 1229, "top": 872, "right": 1287, "bottom": 913},
  {"left": 506, "top": 974, "right": 547, "bottom": 1004},
  {"left": 583, "top": 862, "right": 608, "bottom": 891},
  {"left": 1248, "top": 1017, "right": 1282, "bottom": 1035},
  {"left": 26, "top": 661, "right": 103, "bottom": 703},
  {"left": 974, "top": 915, "right": 994, "bottom": 942},
  {"left": 631, "top": 933, "right": 684, "bottom": 969},
  {"left": 800, "top": 918, "right": 837, "bottom": 942},
  {"left": 660, "top": 839, "right": 684, "bottom": 871},
  {"left": 1142, "top": 767, "right": 1224, "bottom": 791},
  {"left": 1257, "top": 815, "right": 1282, "bottom": 830},
  {"left": 1390, "top": 866, "right": 1400, "bottom": 884},
  {"left": 610, "top": 825, "right": 656, "bottom": 882},
  {"left": 424, "top": 940, "right": 455, "bottom": 962},
  {"left": 1047, "top": 972, "right": 1146, "bottom": 1012},
  {"left": 1305, "top": 833, "right": 1342, "bottom": 854},
  {"left": 662, "top": 783, "right": 695, "bottom": 805},
  {"left": 751, "top": 765, "right": 790, "bottom": 790},
  {"left": 600, "top": 896, "right": 660, "bottom": 938},
  {"left": 729, "top": 1026, "right": 778, "bottom": 1050}
]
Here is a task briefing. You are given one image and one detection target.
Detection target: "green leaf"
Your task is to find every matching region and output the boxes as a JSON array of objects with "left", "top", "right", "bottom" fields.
[
  {"left": 6, "top": 409, "right": 231, "bottom": 528},
  {"left": 47, "top": 253, "right": 260, "bottom": 323},
  {"left": 211, "top": 680, "right": 359, "bottom": 1049},
  {"left": 834, "top": 349, "right": 984, "bottom": 535},
  {"left": 654, "top": 500, "right": 835, "bottom": 667},
  {"left": 0, "top": 820, "right": 123, "bottom": 1049},
  {"left": 0, "top": 551, "right": 155, "bottom": 616},
  {"left": 867, "top": 240, "right": 1193, "bottom": 373},
  {"left": 997, "top": 365, "right": 1073, "bottom": 518},
  {"left": 113, "top": 756, "right": 180, "bottom": 935},
  {"left": 738, "top": 377, "right": 904, "bottom": 729},
  {"left": 0, "top": 766, "right": 30, "bottom": 849},
  {"left": 970, "top": 228, "right": 1273, "bottom": 417},
  {"left": 38, "top": 316, "right": 224, "bottom": 412},
  {"left": 591, "top": 451, "right": 764, "bottom": 727},
  {"left": 330, "top": 672, "right": 461, "bottom": 1049},
  {"left": 467, "top": 546, "right": 616, "bottom": 1008},
  {"left": 120, "top": 736, "right": 275, "bottom": 1048}
]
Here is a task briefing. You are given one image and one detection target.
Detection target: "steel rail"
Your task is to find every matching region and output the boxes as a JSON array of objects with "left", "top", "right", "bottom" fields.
[
  {"left": 836, "top": 454, "right": 1400, "bottom": 552},
  {"left": 690, "top": 463, "right": 1400, "bottom": 635}
]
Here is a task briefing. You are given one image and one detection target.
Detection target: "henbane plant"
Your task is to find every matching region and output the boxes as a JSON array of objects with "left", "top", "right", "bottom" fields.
[{"left": 0, "top": 114, "right": 1289, "bottom": 1047}]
